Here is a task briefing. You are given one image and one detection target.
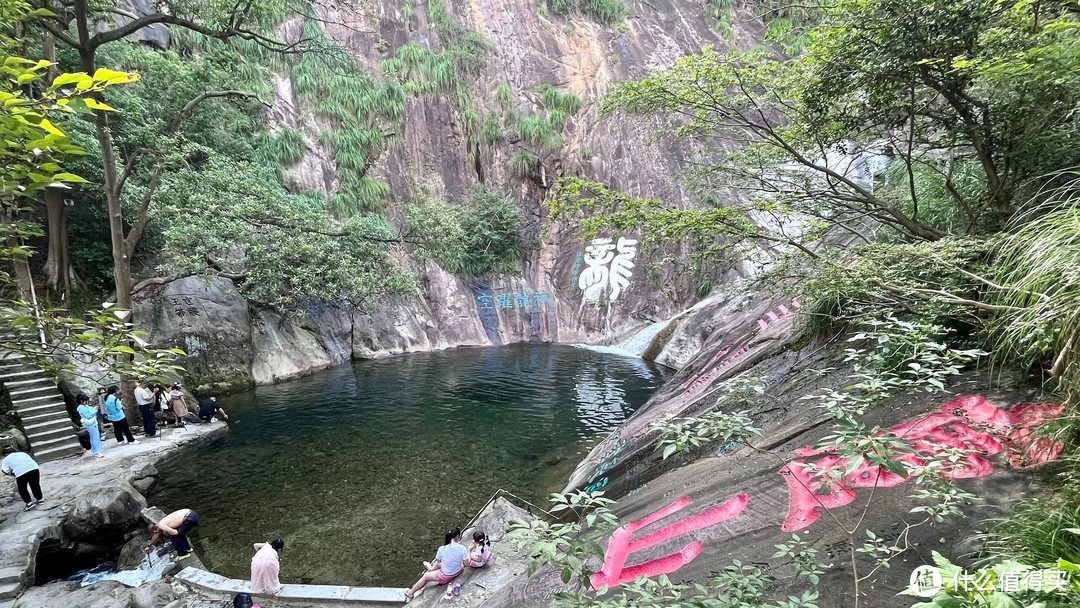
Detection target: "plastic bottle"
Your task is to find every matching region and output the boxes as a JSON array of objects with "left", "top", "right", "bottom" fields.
[{"left": 452, "top": 581, "right": 461, "bottom": 597}]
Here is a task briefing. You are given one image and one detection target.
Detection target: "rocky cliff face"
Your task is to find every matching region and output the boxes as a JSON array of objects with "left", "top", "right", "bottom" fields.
[{"left": 132, "top": 0, "right": 762, "bottom": 390}]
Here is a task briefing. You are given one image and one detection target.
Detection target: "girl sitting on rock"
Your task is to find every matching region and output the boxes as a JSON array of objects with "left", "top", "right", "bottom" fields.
[
  {"left": 404, "top": 527, "right": 468, "bottom": 601},
  {"left": 466, "top": 531, "right": 494, "bottom": 568}
]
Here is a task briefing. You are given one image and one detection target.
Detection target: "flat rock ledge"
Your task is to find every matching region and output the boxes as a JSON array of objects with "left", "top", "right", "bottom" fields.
[
  {"left": 170, "top": 496, "right": 536, "bottom": 608},
  {"left": 0, "top": 421, "right": 230, "bottom": 607}
]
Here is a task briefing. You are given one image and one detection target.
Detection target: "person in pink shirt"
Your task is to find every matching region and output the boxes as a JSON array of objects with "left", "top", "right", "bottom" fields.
[{"left": 250, "top": 539, "right": 284, "bottom": 595}]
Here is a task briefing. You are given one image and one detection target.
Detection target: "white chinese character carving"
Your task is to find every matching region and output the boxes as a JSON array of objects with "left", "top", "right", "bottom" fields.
[
  {"left": 608, "top": 237, "right": 638, "bottom": 302},
  {"left": 577, "top": 236, "right": 637, "bottom": 303},
  {"left": 578, "top": 238, "right": 615, "bottom": 303}
]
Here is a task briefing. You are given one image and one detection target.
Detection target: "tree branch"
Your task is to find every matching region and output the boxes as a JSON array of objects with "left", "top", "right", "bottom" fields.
[{"left": 170, "top": 90, "right": 270, "bottom": 131}]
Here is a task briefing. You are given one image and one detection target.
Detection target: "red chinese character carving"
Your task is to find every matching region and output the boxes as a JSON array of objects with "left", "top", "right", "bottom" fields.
[
  {"left": 780, "top": 395, "right": 1063, "bottom": 532},
  {"left": 591, "top": 493, "right": 750, "bottom": 590}
]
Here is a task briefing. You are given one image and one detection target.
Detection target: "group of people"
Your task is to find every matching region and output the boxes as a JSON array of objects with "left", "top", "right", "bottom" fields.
[
  {"left": 405, "top": 527, "right": 494, "bottom": 601},
  {"left": 141, "top": 506, "right": 286, "bottom": 596},
  {"left": 76, "top": 382, "right": 229, "bottom": 458}
]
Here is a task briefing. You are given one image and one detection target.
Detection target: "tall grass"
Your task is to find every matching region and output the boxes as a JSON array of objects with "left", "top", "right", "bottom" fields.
[
  {"left": 544, "top": 0, "right": 628, "bottom": 25},
  {"left": 979, "top": 460, "right": 1080, "bottom": 565},
  {"left": 990, "top": 172, "right": 1080, "bottom": 403}
]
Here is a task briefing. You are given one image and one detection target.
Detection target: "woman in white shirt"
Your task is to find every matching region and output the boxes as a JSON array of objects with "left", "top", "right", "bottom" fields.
[
  {"left": 1, "top": 447, "right": 43, "bottom": 511},
  {"left": 404, "top": 527, "right": 468, "bottom": 601}
]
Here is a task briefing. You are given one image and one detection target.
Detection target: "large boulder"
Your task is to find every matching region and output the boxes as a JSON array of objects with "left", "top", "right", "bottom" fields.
[
  {"left": 131, "top": 580, "right": 177, "bottom": 608},
  {"left": 250, "top": 310, "right": 333, "bottom": 384},
  {"left": 62, "top": 480, "right": 148, "bottom": 542},
  {"left": 133, "top": 276, "right": 254, "bottom": 393},
  {"left": 117, "top": 532, "right": 151, "bottom": 570},
  {"left": 128, "top": 462, "right": 158, "bottom": 497},
  {"left": 13, "top": 580, "right": 133, "bottom": 608},
  {"left": 408, "top": 498, "right": 534, "bottom": 608}
]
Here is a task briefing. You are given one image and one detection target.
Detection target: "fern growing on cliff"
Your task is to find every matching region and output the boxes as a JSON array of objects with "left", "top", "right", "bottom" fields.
[
  {"left": 544, "top": 0, "right": 627, "bottom": 25},
  {"left": 509, "top": 150, "right": 539, "bottom": 177}
]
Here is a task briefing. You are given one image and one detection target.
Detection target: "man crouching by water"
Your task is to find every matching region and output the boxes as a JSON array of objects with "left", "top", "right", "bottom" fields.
[{"left": 145, "top": 508, "right": 200, "bottom": 560}]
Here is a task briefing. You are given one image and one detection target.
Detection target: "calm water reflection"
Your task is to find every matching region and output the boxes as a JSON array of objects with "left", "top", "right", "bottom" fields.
[{"left": 152, "top": 344, "right": 670, "bottom": 586}]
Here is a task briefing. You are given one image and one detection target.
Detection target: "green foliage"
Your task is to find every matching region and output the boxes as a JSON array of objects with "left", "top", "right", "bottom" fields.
[
  {"left": 651, "top": 409, "right": 760, "bottom": 459},
  {"left": 283, "top": 18, "right": 401, "bottom": 216},
  {"left": 538, "top": 83, "right": 582, "bottom": 115},
  {"left": 0, "top": 8, "right": 183, "bottom": 383},
  {"left": 254, "top": 128, "right": 306, "bottom": 166},
  {"left": 982, "top": 490, "right": 1080, "bottom": 567},
  {"left": 902, "top": 552, "right": 1080, "bottom": 607},
  {"left": 990, "top": 174, "right": 1080, "bottom": 404},
  {"left": 509, "top": 150, "right": 538, "bottom": 177},
  {"left": 507, "top": 491, "right": 621, "bottom": 589},
  {"left": 516, "top": 115, "right": 564, "bottom": 150},
  {"left": 592, "top": 0, "right": 1080, "bottom": 262},
  {"left": 495, "top": 83, "right": 514, "bottom": 108},
  {"left": 542, "top": 0, "right": 628, "bottom": 26},
  {"left": 154, "top": 156, "right": 415, "bottom": 310},
  {"left": 792, "top": 237, "right": 996, "bottom": 333},
  {"left": 408, "top": 186, "right": 528, "bottom": 276}
]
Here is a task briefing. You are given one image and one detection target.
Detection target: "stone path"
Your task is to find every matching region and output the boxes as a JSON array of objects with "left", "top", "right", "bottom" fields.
[{"left": 0, "top": 420, "right": 229, "bottom": 606}]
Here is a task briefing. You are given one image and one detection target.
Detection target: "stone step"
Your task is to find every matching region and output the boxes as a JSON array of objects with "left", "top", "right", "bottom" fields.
[
  {"left": 0, "top": 570, "right": 21, "bottom": 591},
  {"left": 18, "top": 408, "right": 70, "bottom": 425},
  {"left": 34, "top": 442, "right": 83, "bottom": 463},
  {"left": 11, "top": 401, "right": 67, "bottom": 419},
  {"left": 8, "top": 384, "right": 57, "bottom": 398},
  {"left": 23, "top": 416, "right": 72, "bottom": 435},
  {"left": 0, "top": 369, "right": 40, "bottom": 380},
  {"left": 28, "top": 433, "right": 79, "bottom": 454},
  {"left": 32, "top": 440, "right": 82, "bottom": 464},
  {"left": 3, "top": 376, "right": 54, "bottom": 388},
  {"left": 0, "top": 569, "right": 21, "bottom": 586},
  {"left": 0, "top": 581, "right": 19, "bottom": 601},
  {"left": 27, "top": 423, "right": 75, "bottom": 445}
]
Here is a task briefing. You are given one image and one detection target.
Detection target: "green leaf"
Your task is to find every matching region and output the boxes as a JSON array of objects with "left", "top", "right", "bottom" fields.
[
  {"left": 52, "top": 172, "right": 88, "bottom": 183},
  {"left": 83, "top": 98, "right": 118, "bottom": 111}
]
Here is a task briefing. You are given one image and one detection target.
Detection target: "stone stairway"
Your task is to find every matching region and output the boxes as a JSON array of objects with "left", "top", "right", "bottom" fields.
[
  {"left": 0, "top": 356, "right": 82, "bottom": 462},
  {"left": 0, "top": 566, "right": 25, "bottom": 605}
]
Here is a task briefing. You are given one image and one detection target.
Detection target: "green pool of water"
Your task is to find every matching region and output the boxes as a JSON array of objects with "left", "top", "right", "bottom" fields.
[{"left": 151, "top": 344, "right": 671, "bottom": 587}]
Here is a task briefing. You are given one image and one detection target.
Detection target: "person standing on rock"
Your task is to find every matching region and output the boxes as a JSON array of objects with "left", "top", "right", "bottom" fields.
[
  {"left": 198, "top": 396, "right": 229, "bottom": 423},
  {"left": 134, "top": 380, "right": 158, "bottom": 438},
  {"left": 76, "top": 393, "right": 105, "bottom": 458},
  {"left": 168, "top": 383, "right": 188, "bottom": 428},
  {"left": 250, "top": 539, "right": 285, "bottom": 595},
  {"left": 104, "top": 385, "right": 137, "bottom": 445},
  {"left": 145, "top": 508, "right": 200, "bottom": 560},
  {"left": 1, "top": 447, "right": 44, "bottom": 511}
]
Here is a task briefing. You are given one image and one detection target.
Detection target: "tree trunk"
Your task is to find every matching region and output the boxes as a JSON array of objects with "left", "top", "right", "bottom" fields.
[
  {"left": 43, "top": 189, "right": 82, "bottom": 300},
  {"left": 2, "top": 207, "right": 33, "bottom": 302},
  {"left": 41, "top": 32, "right": 82, "bottom": 301},
  {"left": 81, "top": 60, "right": 140, "bottom": 422}
]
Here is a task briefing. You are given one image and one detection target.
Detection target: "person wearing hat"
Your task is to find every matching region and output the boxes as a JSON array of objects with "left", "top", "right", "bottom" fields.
[
  {"left": 168, "top": 383, "right": 188, "bottom": 428},
  {"left": 1, "top": 447, "right": 44, "bottom": 511}
]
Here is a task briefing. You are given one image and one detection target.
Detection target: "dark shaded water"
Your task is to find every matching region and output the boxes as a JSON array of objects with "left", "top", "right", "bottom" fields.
[{"left": 152, "top": 344, "right": 670, "bottom": 587}]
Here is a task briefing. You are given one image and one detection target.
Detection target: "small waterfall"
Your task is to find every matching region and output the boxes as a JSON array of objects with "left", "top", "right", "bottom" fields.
[
  {"left": 616, "top": 318, "right": 673, "bottom": 358},
  {"left": 70, "top": 553, "right": 176, "bottom": 588}
]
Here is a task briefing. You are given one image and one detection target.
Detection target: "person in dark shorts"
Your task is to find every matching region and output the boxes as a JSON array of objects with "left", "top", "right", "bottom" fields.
[
  {"left": 145, "top": 508, "right": 200, "bottom": 559},
  {"left": 198, "top": 397, "right": 229, "bottom": 422}
]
